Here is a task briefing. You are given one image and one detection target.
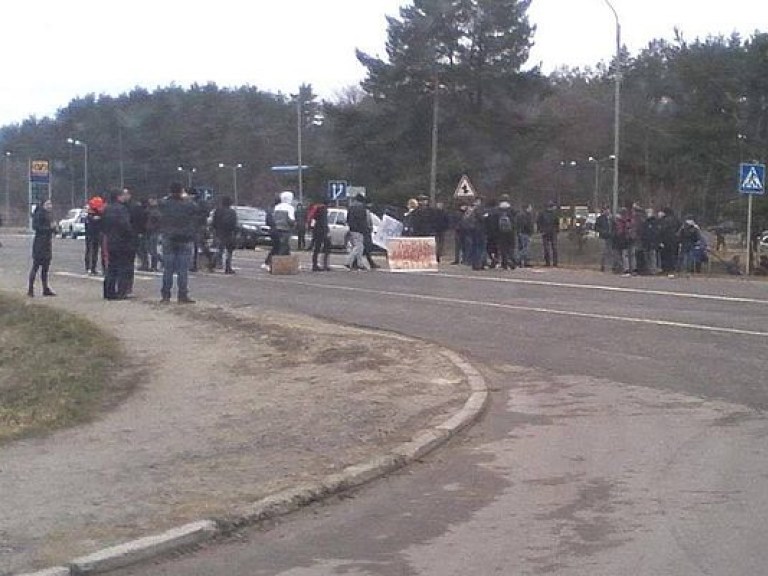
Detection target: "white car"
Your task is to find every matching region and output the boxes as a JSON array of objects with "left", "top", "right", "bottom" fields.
[
  {"left": 759, "top": 231, "right": 768, "bottom": 252},
  {"left": 326, "top": 207, "right": 381, "bottom": 249},
  {"left": 58, "top": 208, "right": 87, "bottom": 238}
]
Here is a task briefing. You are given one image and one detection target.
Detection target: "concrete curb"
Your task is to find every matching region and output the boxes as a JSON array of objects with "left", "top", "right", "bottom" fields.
[{"left": 16, "top": 348, "right": 489, "bottom": 576}]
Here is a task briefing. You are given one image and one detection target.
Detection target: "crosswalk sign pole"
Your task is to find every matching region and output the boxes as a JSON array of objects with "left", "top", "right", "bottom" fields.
[{"left": 746, "top": 194, "right": 753, "bottom": 276}]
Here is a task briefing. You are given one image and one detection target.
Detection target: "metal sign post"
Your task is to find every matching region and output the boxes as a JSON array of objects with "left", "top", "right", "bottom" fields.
[{"left": 739, "top": 162, "right": 766, "bottom": 275}]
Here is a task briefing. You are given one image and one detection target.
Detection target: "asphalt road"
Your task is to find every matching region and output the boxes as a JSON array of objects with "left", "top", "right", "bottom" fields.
[{"left": 4, "top": 235, "right": 768, "bottom": 575}]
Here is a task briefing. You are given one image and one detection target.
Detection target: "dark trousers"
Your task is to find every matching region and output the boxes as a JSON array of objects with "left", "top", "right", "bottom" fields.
[
  {"left": 28, "top": 259, "right": 51, "bottom": 293},
  {"left": 542, "top": 233, "right": 558, "bottom": 266},
  {"left": 311, "top": 232, "right": 331, "bottom": 269},
  {"left": 453, "top": 230, "right": 465, "bottom": 263},
  {"left": 297, "top": 227, "right": 307, "bottom": 249},
  {"left": 84, "top": 234, "right": 103, "bottom": 273},
  {"left": 104, "top": 248, "right": 133, "bottom": 299},
  {"left": 498, "top": 233, "right": 516, "bottom": 269}
]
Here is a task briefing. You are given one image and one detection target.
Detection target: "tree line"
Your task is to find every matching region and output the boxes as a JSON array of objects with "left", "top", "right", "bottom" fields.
[{"left": 1, "top": 0, "right": 766, "bottom": 229}]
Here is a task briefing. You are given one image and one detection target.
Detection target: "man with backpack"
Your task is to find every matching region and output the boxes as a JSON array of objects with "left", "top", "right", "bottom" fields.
[{"left": 489, "top": 195, "right": 517, "bottom": 270}]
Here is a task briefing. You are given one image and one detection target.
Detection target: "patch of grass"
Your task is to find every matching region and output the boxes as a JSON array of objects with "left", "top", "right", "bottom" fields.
[{"left": 0, "top": 292, "right": 125, "bottom": 443}]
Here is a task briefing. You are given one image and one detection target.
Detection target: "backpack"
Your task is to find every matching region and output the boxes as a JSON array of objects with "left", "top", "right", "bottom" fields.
[{"left": 498, "top": 212, "right": 513, "bottom": 233}]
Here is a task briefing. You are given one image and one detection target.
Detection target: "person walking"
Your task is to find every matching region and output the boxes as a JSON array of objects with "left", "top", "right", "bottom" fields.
[
  {"left": 346, "top": 194, "right": 370, "bottom": 271},
  {"left": 27, "top": 199, "right": 57, "bottom": 297},
  {"left": 101, "top": 189, "right": 135, "bottom": 300},
  {"left": 537, "top": 201, "right": 560, "bottom": 267},
  {"left": 159, "top": 182, "right": 198, "bottom": 303},
  {"left": 310, "top": 201, "right": 332, "bottom": 271},
  {"left": 211, "top": 196, "right": 238, "bottom": 274}
]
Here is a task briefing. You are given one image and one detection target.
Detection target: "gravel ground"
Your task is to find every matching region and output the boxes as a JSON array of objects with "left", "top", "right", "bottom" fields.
[{"left": 0, "top": 275, "right": 468, "bottom": 575}]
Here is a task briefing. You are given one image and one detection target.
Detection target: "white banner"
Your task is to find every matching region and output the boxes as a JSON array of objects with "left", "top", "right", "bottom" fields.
[{"left": 372, "top": 214, "right": 403, "bottom": 250}]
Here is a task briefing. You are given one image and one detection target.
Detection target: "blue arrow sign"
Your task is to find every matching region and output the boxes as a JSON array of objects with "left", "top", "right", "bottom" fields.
[
  {"left": 327, "top": 180, "right": 348, "bottom": 200},
  {"left": 739, "top": 163, "right": 766, "bottom": 195}
]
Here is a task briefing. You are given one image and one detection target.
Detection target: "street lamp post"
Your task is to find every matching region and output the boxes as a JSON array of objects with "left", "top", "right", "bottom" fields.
[
  {"left": 296, "top": 97, "right": 303, "bottom": 205},
  {"left": 177, "top": 165, "right": 197, "bottom": 188},
  {"left": 429, "top": 72, "right": 440, "bottom": 206},
  {"left": 603, "top": 0, "right": 622, "bottom": 214},
  {"left": 4, "top": 151, "right": 11, "bottom": 225},
  {"left": 588, "top": 155, "right": 616, "bottom": 210},
  {"left": 67, "top": 138, "right": 88, "bottom": 205},
  {"left": 218, "top": 163, "right": 243, "bottom": 205}
]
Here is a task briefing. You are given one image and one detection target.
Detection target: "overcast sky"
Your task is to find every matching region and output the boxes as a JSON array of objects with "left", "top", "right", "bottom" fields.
[{"left": 0, "top": 0, "right": 763, "bottom": 127}]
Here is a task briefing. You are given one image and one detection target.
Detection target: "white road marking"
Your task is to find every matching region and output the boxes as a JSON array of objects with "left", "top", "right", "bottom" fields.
[
  {"left": 429, "top": 272, "right": 768, "bottom": 305},
  {"left": 261, "top": 277, "right": 768, "bottom": 339}
]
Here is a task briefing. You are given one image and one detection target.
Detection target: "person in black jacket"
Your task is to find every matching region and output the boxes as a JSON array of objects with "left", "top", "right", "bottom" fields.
[
  {"left": 488, "top": 195, "right": 517, "bottom": 270},
  {"left": 310, "top": 201, "right": 332, "bottom": 271},
  {"left": 345, "top": 194, "right": 370, "bottom": 271},
  {"left": 101, "top": 189, "right": 135, "bottom": 300},
  {"left": 537, "top": 201, "right": 560, "bottom": 267},
  {"left": 211, "top": 196, "right": 238, "bottom": 274},
  {"left": 27, "top": 199, "right": 56, "bottom": 297},
  {"left": 159, "top": 183, "right": 198, "bottom": 302}
]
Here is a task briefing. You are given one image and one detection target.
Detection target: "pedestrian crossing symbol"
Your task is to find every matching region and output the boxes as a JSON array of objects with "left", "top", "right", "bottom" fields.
[{"left": 739, "top": 163, "right": 766, "bottom": 195}]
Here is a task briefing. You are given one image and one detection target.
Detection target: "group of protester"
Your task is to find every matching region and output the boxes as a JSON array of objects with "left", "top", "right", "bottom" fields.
[
  {"left": 594, "top": 203, "right": 709, "bottom": 277},
  {"left": 27, "top": 182, "right": 245, "bottom": 302},
  {"left": 399, "top": 194, "right": 550, "bottom": 271}
]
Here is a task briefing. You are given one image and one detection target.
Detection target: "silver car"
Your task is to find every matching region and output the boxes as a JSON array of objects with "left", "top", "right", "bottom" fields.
[{"left": 327, "top": 207, "right": 381, "bottom": 249}]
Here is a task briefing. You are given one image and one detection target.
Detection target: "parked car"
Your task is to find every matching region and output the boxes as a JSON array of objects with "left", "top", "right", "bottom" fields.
[
  {"left": 58, "top": 208, "right": 87, "bottom": 238},
  {"left": 327, "top": 207, "right": 382, "bottom": 249},
  {"left": 233, "top": 206, "right": 270, "bottom": 249},
  {"left": 759, "top": 231, "right": 768, "bottom": 252}
]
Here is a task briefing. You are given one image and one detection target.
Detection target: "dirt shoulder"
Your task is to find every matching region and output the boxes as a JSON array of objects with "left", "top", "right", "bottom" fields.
[{"left": 0, "top": 276, "right": 469, "bottom": 575}]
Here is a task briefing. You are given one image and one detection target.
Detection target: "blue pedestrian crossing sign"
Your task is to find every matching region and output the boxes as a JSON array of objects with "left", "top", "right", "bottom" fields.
[
  {"left": 739, "top": 163, "right": 766, "bottom": 195},
  {"left": 327, "top": 180, "right": 348, "bottom": 200}
]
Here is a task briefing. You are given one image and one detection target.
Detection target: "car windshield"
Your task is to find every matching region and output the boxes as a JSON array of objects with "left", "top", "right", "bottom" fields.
[{"left": 235, "top": 207, "right": 265, "bottom": 222}]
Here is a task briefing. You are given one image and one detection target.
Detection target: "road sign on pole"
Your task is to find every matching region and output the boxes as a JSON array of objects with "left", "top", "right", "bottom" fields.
[
  {"left": 327, "top": 180, "right": 348, "bottom": 201},
  {"left": 739, "top": 162, "right": 766, "bottom": 276},
  {"left": 739, "top": 163, "right": 765, "bottom": 195}
]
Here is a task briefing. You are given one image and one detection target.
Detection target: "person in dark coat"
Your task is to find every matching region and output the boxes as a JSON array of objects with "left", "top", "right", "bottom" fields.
[
  {"left": 144, "top": 197, "right": 162, "bottom": 272},
  {"left": 211, "top": 196, "right": 238, "bottom": 274},
  {"left": 27, "top": 199, "right": 57, "bottom": 297},
  {"left": 488, "top": 195, "right": 517, "bottom": 270},
  {"left": 657, "top": 208, "right": 680, "bottom": 276},
  {"left": 310, "top": 201, "right": 332, "bottom": 271},
  {"left": 537, "top": 201, "right": 560, "bottom": 267},
  {"left": 159, "top": 182, "right": 198, "bottom": 302},
  {"left": 101, "top": 189, "right": 135, "bottom": 300}
]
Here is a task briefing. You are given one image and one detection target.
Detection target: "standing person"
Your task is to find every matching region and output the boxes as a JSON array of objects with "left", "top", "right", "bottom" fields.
[
  {"left": 262, "top": 196, "right": 281, "bottom": 270},
  {"left": 122, "top": 188, "right": 145, "bottom": 295},
  {"left": 537, "top": 201, "right": 560, "bottom": 267},
  {"left": 144, "top": 197, "right": 162, "bottom": 271},
  {"left": 490, "top": 195, "right": 517, "bottom": 270},
  {"left": 433, "top": 202, "right": 449, "bottom": 263},
  {"left": 189, "top": 191, "right": 213, "bottom": 272},
  {"left": 84, "top": 195, "right": 105, "bottom": 276},
  {"left": 515, "top": 204, "right": 534, "bottom": 267},
  {"left": 159, "top": 182, "right": 197, "bottom": 303},
  {"left": 345, "top": 194, "right": 370, "bottom": 271},
  {"left": 627, "top": 201, "right": 645, "bottom": 274},
  {"left": 657, "top": 208, "right": 680, "bottom": 277},
  {"left": 310, "top": 200, "right": 332, "bottom": 271},
  {"left": 101, "top": 189, "right": 135, "bottom": 300},
  {"left": 594, "top": 205, "right": 614, "bottom": 273},
  {"left": 27, "top": 199, "right": 57, "bottom": 297},
  {"left": 295, "top": 202, "right": 307, "bottom": 250},
  {"left": 211, "top": 196, "right": 238, "bottom": 274},
  {"left": 272, "top": 191, "right": 296, "bottom": 256},
  {"left": 614, "top": 207, "right": 633, "bottom": 276},
  {"left": 677, "top": 215, "right": 702, "bottom": 275},
  {"left": 641, "top": 207, "right": 660, "bottom": 275},
  {"left": 402, "top": 198, "right": 418, "bottom": 236},
  {"left": 450, "top": 203, "right": 469, "bottom": 265},
  {"left": 468, "top": 197, "right": 489, "bottom": 271}
]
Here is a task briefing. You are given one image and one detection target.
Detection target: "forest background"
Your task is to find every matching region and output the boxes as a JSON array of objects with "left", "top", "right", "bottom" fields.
[{"left": 1, "top": 0, "right": 766, "bottom": 228}]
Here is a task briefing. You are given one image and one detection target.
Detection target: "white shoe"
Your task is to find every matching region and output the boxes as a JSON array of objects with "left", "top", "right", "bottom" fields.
[{"left": 260, "top": 263, "right": 269, "bottom": 270}]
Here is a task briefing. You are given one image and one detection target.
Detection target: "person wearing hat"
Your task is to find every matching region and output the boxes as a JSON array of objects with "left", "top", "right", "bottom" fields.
[
  {"left": 536, "top": 201, "right": 560, "bottom": 267},
  {"left": 488, "top": 195, "right": 517, "bottom": 270},
  {"left": 158, "top": 182, "right": 198, "bottom": 302}
]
